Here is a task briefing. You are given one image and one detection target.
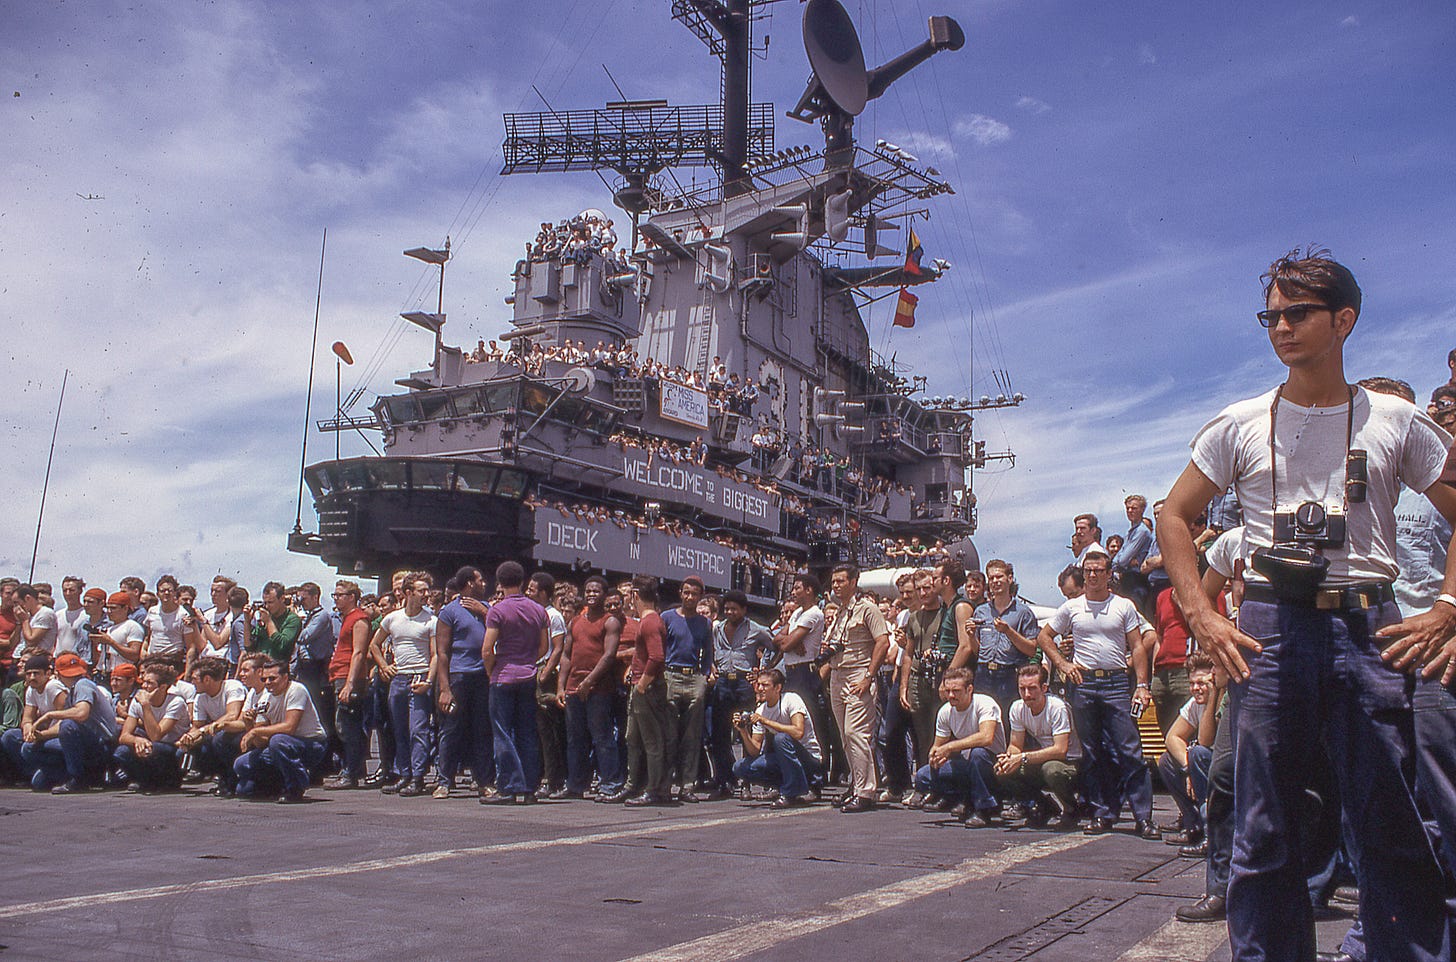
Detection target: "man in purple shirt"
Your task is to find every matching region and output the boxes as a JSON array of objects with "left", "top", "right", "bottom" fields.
[{"left": 482, "top": 561, "right": 549, "bottom": 805}]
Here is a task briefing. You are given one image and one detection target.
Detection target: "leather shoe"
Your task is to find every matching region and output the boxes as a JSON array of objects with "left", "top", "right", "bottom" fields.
[
  {"left": 51, "top": 780, "right": 84, "bottom": 795},
  {"left": 548, "top": 787, "right": 583, "bottom": 800},
  {"left": 480, "top": 792, "right": 519, "bottom": 805},
  {"left": 948, "top": 802, "right": 969, "bottom": 821},
  {"left": 398, "top": 778, "right": 426, "bottom": 798},
  {"left": 1331, "top": 885, "right": 1360, "bottom": 906},
  {"left": 1134, "top": 820, "right": 1162, "bottom": 840},
  {"left": 965, "top": 812, "right": 996, "bottom": 828},
  {"left": 840, "top": 796, "right": 875, "bottom": 813},
  {"left": 1175, "top": 894, "right": 1226, "bottom": 923},
  {"left": 1163, "top": 827, "right": 1203, "bottom": 845},
  {"left": 362, "top": 770, "right": 398, "bottom": 789},
  {"left": 324, "top": 775, "right": 359, "bottom": 791},
  {"left": 596, "top": 788, "right": 634, "bottom": 804},
  {"left": 1179, "top": 839, "right": 1209, "bottom": 858},
  {"left": 623, "top": 792, "right": 673, "bottom": 807},
  {"left": 1083, "top": 817, "right": 1111, "bottom": 835},
  {"left": 770, "top": 794, "right": 809, "bottom": 809},
  {"left": 1314, "top": 953, "right": 1356, "bottom": 962}
]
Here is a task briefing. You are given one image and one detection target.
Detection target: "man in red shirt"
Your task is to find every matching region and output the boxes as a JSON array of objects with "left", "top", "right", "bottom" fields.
[
  {"left": 0, "top": 578, "right": 20, "bottom": 683},
  {"left": 323, "top": 581, "right": 372, "bottom": 789},
  {"left": 1147, "top": 586, "right": 1226, "bottom": 740},
  {"left": 621, "top": 575, "right": 669, "bottom": 806},
  {"left": 556, "top": 577, "right": 623, "bottom": 799}
]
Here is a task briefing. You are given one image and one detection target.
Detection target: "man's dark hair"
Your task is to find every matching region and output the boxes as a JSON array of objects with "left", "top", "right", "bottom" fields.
[
  {"left": 299, "top": 581, "right": 322, "bottom": 598},
  {"left": 722, "top": 589, "right": 749, "bottom": 608},
  {"left": 1058, "top": 565, "right": 1085, "bottom": 589},
  {"left": 942, "top": 666, "right": 974, "bottom": 688},
  {"left": 156, "top": 574, "right": 179, "bottom": 592},
  {"left": 1073, "top": 512, "right": 1098, "bottom": 530},
  {"left": 1448, "top": 347, "right": 1456, "bottom": 365},
  {"left": 495, "top": 561, "right": 525, "bottom": 589},
  {"left": 1433, "top": 385, "right": 1456, "bottom": 406},
  {"left": 227, "top": 586, "right": 250, "bottom": 608},
  {"left": 1017, "top": 663, "right": 1049, "bottom": 685},
  {"left": 143, "top": 662, "right": 179, "bottom": 688},
  {"left": 830, "top": 563, "right": 860, "bottom": 582},
  {"left": 452, "top": 566, "right": 484, "bottom": 590},
  {"left": 258, "top": 658, "right": 290, "bottom": 676},
  {"left": 1358, "top": 376, "right": 1415, "bottom": 403},
  {"left": 119, "top": 576, "right": 146, "bottom": 594},
  {"left": 792, "top": 572, "right": 820, "bottom": 595},
  {"left": 760, "top": 667, "right": 785, "bottom": 687},
  {"left": 1186, "top": 652, "right": 1215, "bottom": 674},
  {"left": 632, "top": 574, "right": 659, "bottom": 606},
  {"left": 195, "top": 657, "right": 230, "bottom": 682},
  {"left": 16, "top": 584, "right": 38, "bottom": 601},
  {"left": 528, "top": 571, "right": 555, "bottom": 596},
  {"left": 1262, "top": 246, "right": 1362, "bottom": 320},
  {"left": 262, "top": 581, "right": 286, "bottom": 601},
  {"left": 584, "top": 575, "right": 608, "bottom": 593},
  {"left": 936, "top": 559, "right": 966, "bottom": 587},
  {"left": 681, "top": 576, "right": 705, "bottom": 592}
]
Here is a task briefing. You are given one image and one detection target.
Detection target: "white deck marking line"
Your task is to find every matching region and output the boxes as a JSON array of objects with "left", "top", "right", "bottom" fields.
[
  {"left": 1116, "top": 916, "right": 1229, "bottom": 961},
  {"left": 0, "top": 808, "right": 814, "bottom": 921},
  {"left": 619, "top": 832, "right": 1100, "bottom": 962}
]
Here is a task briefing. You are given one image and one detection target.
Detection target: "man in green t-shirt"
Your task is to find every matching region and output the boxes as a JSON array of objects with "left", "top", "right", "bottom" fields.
[{"left": 250, "top": 582, "right": 301, "bottom": 663}]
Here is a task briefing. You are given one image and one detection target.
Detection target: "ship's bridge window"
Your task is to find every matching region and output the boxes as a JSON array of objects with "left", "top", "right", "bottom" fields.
[
  {"left": 411, "top": 460, "right": 455, "bottom": 491},
  {"left": 495, "top": 469, "right": 528, "bottom": 498},
  {"left": 484, "top": 382, "right": 518, "bottom": 412},
  {"left": 382, "top": 395, "right": 418, "bottom": 425},
  {"left": 416, "top": 392, "right": 453, "bottom": 421},
  {"left": 453, "top": 463, "right": 497, "bottom": 494},
  {"left": 305, "top": 465, "right": 336, "bottom": 498},
  {"left": 335, "top": 462, "right": 375, "bottom": 491},
  {"left": 451, "top": 387, "right": 486, "bottom": 417},
  {"left": 521, "top": 384, "right": 557, "bottom": 415},
  {"left": 369, "top": 461, "right": 409, "bottom": 490}
]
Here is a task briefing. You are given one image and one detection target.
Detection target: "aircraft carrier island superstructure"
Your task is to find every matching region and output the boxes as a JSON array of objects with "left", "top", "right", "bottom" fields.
[{"left": 289, "top": 0, "right": 1021, "bottom": 602}]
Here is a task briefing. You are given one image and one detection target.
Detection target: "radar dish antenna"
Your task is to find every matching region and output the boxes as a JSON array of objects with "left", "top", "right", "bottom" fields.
[{"left": 789, "top": 0, "right": 964, "bottom": 162}]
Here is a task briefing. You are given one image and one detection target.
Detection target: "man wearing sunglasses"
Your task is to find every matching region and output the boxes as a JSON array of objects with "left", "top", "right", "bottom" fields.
[{"left": 1158, "top": 248, "right": 1456, "bottom": 962}]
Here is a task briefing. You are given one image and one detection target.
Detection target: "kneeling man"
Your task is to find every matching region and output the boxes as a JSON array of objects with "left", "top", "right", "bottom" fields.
[
  {"left": 912, "top": 667, "right": 1006, "bottom": 826},
  {"left": 234, "top": 659, "right": 328, "bottom": 803},
  {"left": 733, "top": 669, "right": 821, "bottom": 807}
]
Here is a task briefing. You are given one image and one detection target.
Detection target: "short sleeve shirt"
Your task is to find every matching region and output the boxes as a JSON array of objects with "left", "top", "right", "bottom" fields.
[
  {"left": 70, "top": 678, "right": 118, "bottom": 740},
  {"left": 26, "top": 678, "right": 68, "bottom": 713},
  {"left": 935, "top": 694, "right": 1007, "bottom": 756},
  {"left": 825, "top": 598, "right": 888, "bottom": 671},
  {"left": 26, "top": 607, "right": 60, "bottom": 654},
  {"left": 257, "top": 681, "right": 326, "bottom": 740},
  {"left": 382, "top": 609, "right": 437, "bottom": 674},
  {"left": 128, "top": 692, "right": 191, "bottom": 744},
  {"left": 438, "top": 599, "right": 487, "bottom": 675},
  {"left": 755, "top": 691, "right": 820, "bottom": 760},
  {"left": 485, "top": 594, "right": 548, "bottom": 684},
  {"left": 1009, "top": 694, "right": 1079, "bottom": 760},
  {"left": 973, "top": 598, "right": 1039, "bottom": 667},
  {"left": 1047, "top": 594, "right": 1141, "bottom": 671},
  {"left": 781, "top": 605, "right": 824, "bottom": 667},
  {"left": 1190, "top": 386, "right": 1452, "bottom": 585},
  {"left": 194, "top": 679, "right": 248, "bottom": 726}
]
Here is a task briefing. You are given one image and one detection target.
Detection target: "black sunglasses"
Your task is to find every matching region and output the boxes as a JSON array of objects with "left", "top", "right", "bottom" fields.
[{"left": 1256, "top": 303, "right": 1329, "bottom": 329}]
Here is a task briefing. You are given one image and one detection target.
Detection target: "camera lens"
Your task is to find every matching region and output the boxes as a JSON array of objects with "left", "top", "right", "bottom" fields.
[{"left": 1294, "top": 501, "right": 1326, "bottom": 532}]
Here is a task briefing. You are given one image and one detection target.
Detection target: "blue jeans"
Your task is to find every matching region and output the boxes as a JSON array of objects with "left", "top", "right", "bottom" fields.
[
  {"left": 234, "top": 733, "right": 327, "bottom": 796},
  {"left": 365, "top": 676, "right": 395, "bottom": 775},
  {"left": 874, "top": 668, "right": 914, "bottom": 795},
  {"left": 565, "top": 689, "right": 622, "bottom": 794},
  {"left": 1068, "top": 672, "right": 1152, "bottom": 821},
  {"left": 332, "top": 679, "right": 368, "bottom": 780},
  {"left": 1229, "top": 598, "right": 1448, "bottom": 962},
  {"left": 708, "top": 673, "right": 755, "bottom": 790},
  {"left": 388, "top": 673, "right": 434, "bottom": 780},
  {"left": 18, "top": 720, "right": 112, "bottom": 787},
  {"left": 733, "top": 732, "right": 821, "bottom": 798},
  {"left": 195, "top": 731, "right": 243, "bottom": 789},
  {"left": 1, "top": 727, "right": 33, "bottom": 783},
  {"left": 912, "top": 747, "right": 999, "bottom": 812},
  {"left": 440, "top": 671, "right": 493, "bottom": 787},
  {"left": 490, "top": 679, "right": 540, "bottom": 796},
  {"left": 114, "top": 742, "right": 182, "bottom": 789},
  {"left": 975, "top": 664, "right": 1025, "bottom": 722},
  {"left": 1157, "top": 750, "right": 1201, "bottom": 832}
]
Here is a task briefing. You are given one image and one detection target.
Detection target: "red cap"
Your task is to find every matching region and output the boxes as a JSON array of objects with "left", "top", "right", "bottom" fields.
[
  {"left": 83, "top": 588, "right": 107, "bottom": 602},
  {"left": 110, "top": 663, "right": 138, "bottom": 680},
  {"left": 106, "top": 591, "right": 132, "bottom": 608},
  {"left": 53, "top": 652, "right": 88, "bottom": 678}
]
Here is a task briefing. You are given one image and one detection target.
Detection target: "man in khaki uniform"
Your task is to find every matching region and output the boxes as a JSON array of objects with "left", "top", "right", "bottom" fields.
[{"left": 824, "top": 564, "right": 891, "bottom": 812}]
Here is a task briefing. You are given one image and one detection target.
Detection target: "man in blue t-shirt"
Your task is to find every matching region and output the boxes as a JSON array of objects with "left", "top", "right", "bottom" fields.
[
  {"left": 434, "top": 565, "right": 494, "bottom": 798},
  {"left": 660, "top": 577, "right": 712, "bottom": 801},
  {"left": 25, "top": 652, "right": 118, "bottom": 793},
  {"left": 972, "top": 559, "right": 1040, "bottom": 718}
]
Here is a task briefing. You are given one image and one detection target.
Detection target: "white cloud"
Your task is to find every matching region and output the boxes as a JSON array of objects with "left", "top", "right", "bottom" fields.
[
  {"left": 1015, "top": 96, "right": 1051, "bottom": 115},
  {"left": 1340, "top": 15, "right": 1360, "bottom": 27},
  {"left": 1137, "top": 43, "right": 1158, "bottom": 65},
  {"left": 953, "top": 114, "right": 1012, "bottom": 146}
]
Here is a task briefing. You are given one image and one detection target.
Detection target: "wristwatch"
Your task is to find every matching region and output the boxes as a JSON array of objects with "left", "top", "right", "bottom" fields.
[{"left": 1437, "top": 593, "right": 1456, "bottom": 612}]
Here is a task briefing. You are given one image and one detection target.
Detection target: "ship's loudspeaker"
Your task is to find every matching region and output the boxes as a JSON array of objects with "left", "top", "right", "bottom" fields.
[
  {"left": 825, "top": 188, "right": 853, "bottom": 242},
  {"left": 563, "top": 367, "right": 597, "bottom": 395},
  {"left": 772, "top": 204, "right": 809, "bottom": 251},
  {"left": 702, "top": 243, "right": 733, "bottom": 293},
  {"left": 804, "top": 0, "right": 868, "bottom": 116}
]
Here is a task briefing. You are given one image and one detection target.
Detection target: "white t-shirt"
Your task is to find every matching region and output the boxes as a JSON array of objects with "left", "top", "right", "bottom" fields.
[
  {"left": 194, "top": 679, "right": 248, "bottom": 726},
  {"left": 255, "top": 680, "right": 327, "bottom": 741},
  {"left": 754, "top": 690, "right": 820, "bottom": 760},
  {"left": 198, "top": 608, "right": 236, "bottom": 660},
  {"left": 1190, "top": 386, "right": 1452, "bottom": 585},
  {"left": 17, "top": 606, "right": 59, "bottom": 657},
  {"left": 1009, "top": 694, "right": 1080, "bottom": 760},
  {"left": 55, "top": 607, "right": 89, "bottom": 655},
  {"left": 546, "top": 605, "right": 567, "bottom": 642},
  {"left": 25, "top": 678, "right": 69, "bottom": 713},
  {"left": 935, "top": 693, "right": 1007, "bottom": 756},
  {"left": 170, "top": 680, "right": 198, "bottom": 708},
  {"left": 1047, "top": 594, "right": 1142, "bottom": 672},
  {"left": 781, "top": 605, "right": 824, "bottom": 667},
  {"left": 145, "top": 606, "right": 192, "bottom": 658},
  {"left": 97, "top": 620, "right": 146, "bottom": 673},
  {"left": 382, "top": 609, "right": 437, "bottom": 674},
  {"left": 127, "top": 691, "right": 192, "bottom": 744},
  {"left": 1177, "top": 696, "right": 1207, "bottom": 732},
  {"left": 1205, "top": 526, "right": 1246, "bottom": 579}
]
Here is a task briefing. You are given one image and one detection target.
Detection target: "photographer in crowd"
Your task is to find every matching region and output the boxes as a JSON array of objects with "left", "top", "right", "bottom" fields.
[
  {"left": 732, "top": 668, "right": 821, "bottom": 807},
  {"left": 1158, "top": 249, "right": 1456, "bottom": 961},
  {"left": 233, "top": 658, "right": 329, "bottom": 803}
]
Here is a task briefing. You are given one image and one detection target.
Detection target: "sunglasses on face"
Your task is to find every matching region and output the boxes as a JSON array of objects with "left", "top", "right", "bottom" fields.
[{"left": 1256, "top": 303, "right": 1329, "bottom": 328}]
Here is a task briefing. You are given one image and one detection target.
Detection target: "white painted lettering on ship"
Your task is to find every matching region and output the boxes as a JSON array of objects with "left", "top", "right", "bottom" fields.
[
  {"left": 722, "top": 486, "right": 769, "bottom": 519},
  {"left": 547, "top": 522, "right": 597, "bottom": 552},
  {"left": 666, "top": 545, "right": 726, "bottom": 575},
  {"left": 622, "top": 456, "right": 705, "bottom": 497}
]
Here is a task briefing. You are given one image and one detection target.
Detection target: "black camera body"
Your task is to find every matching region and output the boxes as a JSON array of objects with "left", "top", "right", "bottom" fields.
[
  {"left": 813, "top": 643, "right": 843, "bottom": 668},
  {"left": 1273, "top": 500, "right": 1346, "bottom": 549}
]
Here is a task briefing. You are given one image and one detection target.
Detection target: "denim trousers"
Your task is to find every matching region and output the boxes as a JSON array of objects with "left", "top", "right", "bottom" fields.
[
  {"left": 195, "top": 731, "right": 243, "bottom": 789},
  {"left": 388, "top": 673, "right": 434, "bottom": 780},
  {"left": 565, "top": 688, "right": 622, "bottom": 794},
  {"left": 708, "top": 673, "right": 755, "bottom": 789},
  {"left": 1068, "top": 672, "right": 1152, "bottom": 822},
  {"left": 874, "top": 667, "right": 914, "bottom": 795},
  {"left": 234, "top": 734, "right": 327, "bottom": 796},
  {"left": 333, "top": 679, "right": 368, "bottom": 779},
  {"left": 1228, "top": 598, "right": 1448, "bottom": 962},
  {"left": 113, "top": 741, "right": 182, "bottom": 789},
  {"left": 733, "top": 731, "right": 821, "bottom": 798},
  {"left": 912, "top": 748, "right": 999, "bottom": 812},
  {"left": 491, "top": 679, "right": 541, "bottom": 796},
  {"left": 440, "top": 670, "right": 493, "bottom": 787},
  {"left": 14, "top": 721, "right": 112, "bottom": 787}
]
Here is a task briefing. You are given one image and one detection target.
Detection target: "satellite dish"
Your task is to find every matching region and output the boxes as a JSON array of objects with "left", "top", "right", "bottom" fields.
[
  {"left": 803, "top": 0, "right": 868, "bottom": 116},
  {"left": 563, "top": 367, "right": 597, "bottom": 396}
]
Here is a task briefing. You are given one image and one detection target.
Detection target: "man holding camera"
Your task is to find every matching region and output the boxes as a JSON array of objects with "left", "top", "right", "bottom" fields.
[
  {"left": 1159, "top": 249, "right": 1456, "bottom": 962},
  {"left": 732, "top": 668, "right": 820, "bottom": 806}
]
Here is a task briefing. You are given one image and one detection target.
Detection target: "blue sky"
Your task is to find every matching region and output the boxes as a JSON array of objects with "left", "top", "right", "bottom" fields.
[{"left": 3, "top": 0, "right": 1454, "bottom": 601}]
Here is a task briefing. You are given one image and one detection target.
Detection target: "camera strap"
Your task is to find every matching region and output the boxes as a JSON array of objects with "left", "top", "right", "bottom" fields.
[{"left": 1268, "top": 383, "right": 1355, "bottom": 515}]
